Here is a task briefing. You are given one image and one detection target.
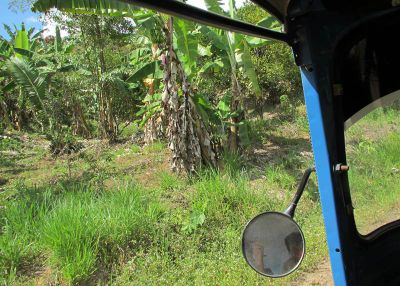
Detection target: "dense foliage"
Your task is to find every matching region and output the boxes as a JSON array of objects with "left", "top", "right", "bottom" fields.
[{"left": 1, "top": 1, "right": 302, "bottom": 172}]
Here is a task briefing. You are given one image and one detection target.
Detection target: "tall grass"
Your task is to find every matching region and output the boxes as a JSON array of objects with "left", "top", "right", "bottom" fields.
[
  {"left": 0, "top": 182, "right": 163, "bottom": 284},
  {"left": 0, "top": 183, "right": 58, "bottom": 278},
  {"left": 348, "top": 133, "right": 400, "bottom": 234},
  {"left": 192, "top": 171, "right": 270, "bottom": 223}
]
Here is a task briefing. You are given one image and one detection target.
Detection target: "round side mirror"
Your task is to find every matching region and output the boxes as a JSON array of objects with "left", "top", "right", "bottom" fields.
[{"left": 242, "top": 212, "right": 305, "bottom": 278}]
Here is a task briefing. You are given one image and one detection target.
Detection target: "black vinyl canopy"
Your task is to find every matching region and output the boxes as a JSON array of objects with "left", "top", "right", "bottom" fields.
[
  {"left": 259, "top": 0, "right": 397, "bottom": 20},
  {"left": 116, "top": 0, "right": 290, "bottom": 43}
]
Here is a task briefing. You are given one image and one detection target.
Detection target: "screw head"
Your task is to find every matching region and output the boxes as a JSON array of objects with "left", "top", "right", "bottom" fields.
[{"left": 334, "top": 164, "right": 349, "bottom": 173}]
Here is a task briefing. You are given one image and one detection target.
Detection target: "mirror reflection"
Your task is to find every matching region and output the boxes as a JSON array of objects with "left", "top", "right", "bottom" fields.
[{"left": 242, "top": 212, "right": 305, "bottom": 277}]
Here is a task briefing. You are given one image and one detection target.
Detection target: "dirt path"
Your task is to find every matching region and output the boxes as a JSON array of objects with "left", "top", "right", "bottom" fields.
[{"left": 294, "top": 258, "right": 333, "bottom": 286}]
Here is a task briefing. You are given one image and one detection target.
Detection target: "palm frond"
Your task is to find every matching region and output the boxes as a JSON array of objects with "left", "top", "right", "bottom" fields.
[
  {"left": 203, "top": 0, "right": 225, "bottom": 15},
  {"left": 3, "top": 24, "right": 15, "bottom": 40},
  {"left": 6, "top": 57, "right": 47, "bottom": 110},
  {"left": 33, "top": 0, "right": 139, "bottom": 17},
  {"left": 236, "top": 42, "right": 262, "bottom": 97}
]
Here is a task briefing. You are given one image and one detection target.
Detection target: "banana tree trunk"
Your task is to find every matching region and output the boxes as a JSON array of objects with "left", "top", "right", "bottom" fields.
[
  {"left": 16, "top": 88, "right": 25, "bottom": 131},
  {"left": 72, "top": 97, "right": 92, "bottom": 138},
  {"left": 144, "top": 44, "right": 164, "bottom": 144},
  {"left": 161, "top": 17, "right": 216, "bottom": 173},
  {"left": 0, "top": 97, "right": 11, "bottom": 130},
  {"left": 228, "top": 73, "right": 242, "bottom": 153},
  {"left": 94, "top": 16, "right": 118, "bottom": 141}
]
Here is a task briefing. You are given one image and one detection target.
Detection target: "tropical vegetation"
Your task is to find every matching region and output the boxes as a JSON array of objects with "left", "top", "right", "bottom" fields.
[
  {"left": 1, "top": 0, "right": 399, "bottom": 285},
  {"left": 1, "top": 0, "right": 301, "bottom": 173}
]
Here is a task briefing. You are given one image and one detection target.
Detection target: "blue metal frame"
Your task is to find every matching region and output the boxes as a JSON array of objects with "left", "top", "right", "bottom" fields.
[{"left": 301, "top": 69, "right": 347, "bottom": 286}]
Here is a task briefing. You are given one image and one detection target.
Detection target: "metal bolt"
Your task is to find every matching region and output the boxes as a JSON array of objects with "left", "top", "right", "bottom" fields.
[{"left": 334, "top": 164, "right": 349, "bottom": 173}]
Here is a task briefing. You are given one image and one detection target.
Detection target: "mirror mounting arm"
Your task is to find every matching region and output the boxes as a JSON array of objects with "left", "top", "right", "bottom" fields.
[
  {"left": 284, "top": 167, "right": 316, "bottom": 218},
  {"left": 120, "top": 0, "right": 290, "bottom": 43}
]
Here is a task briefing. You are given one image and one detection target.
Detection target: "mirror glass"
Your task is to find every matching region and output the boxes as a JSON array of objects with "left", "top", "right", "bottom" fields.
[{"left": 242, "top": 212, "right": 305, "bottom": 277}]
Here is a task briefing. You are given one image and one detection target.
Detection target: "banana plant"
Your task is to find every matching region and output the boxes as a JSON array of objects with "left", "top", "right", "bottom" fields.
[
  {"left": 33, "top": 2, "right": 150, "bottom": 140},
  {"left": 6, "top": 57, "right": 47, "bottom": 114},
  {"left": 33, "top": 0, "right": 218, "bottom": 173},
  {"left": 33, "top": 0, "right": 139, "bottom": 16},
  {"left": 3, "top": 23, "right": 78, "bottom": 132},
  {"left": 0, "top": 23, "right": 38, "bottom": 89},
  {"left": 0, "top": 23, "right": 47, "bottom": 130},
  {"left": 200, "top": 0, "right": 272, "bottom": 151},
  {"left": 0, "top": 37, "right": 14, "bottom": 128}
]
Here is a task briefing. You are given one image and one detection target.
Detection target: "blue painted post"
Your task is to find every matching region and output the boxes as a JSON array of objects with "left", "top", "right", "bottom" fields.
[{"left": 300, "top": 69, "right": 347, "bottom": 286}]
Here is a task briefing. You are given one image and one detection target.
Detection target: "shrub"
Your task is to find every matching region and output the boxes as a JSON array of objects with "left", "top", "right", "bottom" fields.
[
  {"left": 278, "top": 95, "right": 298, "bottom": 121},
  {"left": 47, "top": 129, "right": 83, "bottom": 156},
  {"left": 0, "top": 136, "right": 21, "bottom": 151}
]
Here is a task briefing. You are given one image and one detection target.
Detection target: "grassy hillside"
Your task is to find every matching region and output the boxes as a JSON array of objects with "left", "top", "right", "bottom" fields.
[{"left": 1, "top": 105, "right": 399, "bottom": 285}]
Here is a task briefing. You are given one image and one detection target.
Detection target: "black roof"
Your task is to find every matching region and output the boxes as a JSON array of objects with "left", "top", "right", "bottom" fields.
[{"left": 257, "top": 0, "right": 397, "bottom": 22}]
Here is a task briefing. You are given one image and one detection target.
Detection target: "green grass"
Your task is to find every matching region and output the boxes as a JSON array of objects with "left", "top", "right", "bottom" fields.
[
  {"left": 158, "top": 171, "right": 185, "bottom": 192},
  {"left": 0, "top": 137, "right": 21, "bottom": 151},
  {"left": 0, "top": 168, "right": 325, "bottom": 285},
  {"left": 1, "top": 106, "right": 399, "bottom": 285},
  {"left": 41, "top": 185, "right": 163, "bottom": 284},
  {"left": 0, "top": 182, "right": 163, "bottom": 285},
  {"left": 143, "top": 142, "right": 165, "bottom": 155},
  {"left": 130, "top": 144, "right": 141, "bottom": 154},
  {"left": 347, "top": 132, "right": 400, "bottom": 234},
  {"left": 110, "top": 170, "right": 327, "bottom": 286}
]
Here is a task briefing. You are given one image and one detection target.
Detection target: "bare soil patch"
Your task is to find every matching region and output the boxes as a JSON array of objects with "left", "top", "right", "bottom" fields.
[{"left": 293, "top": 258, "right": 333, "bottom": 286}]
